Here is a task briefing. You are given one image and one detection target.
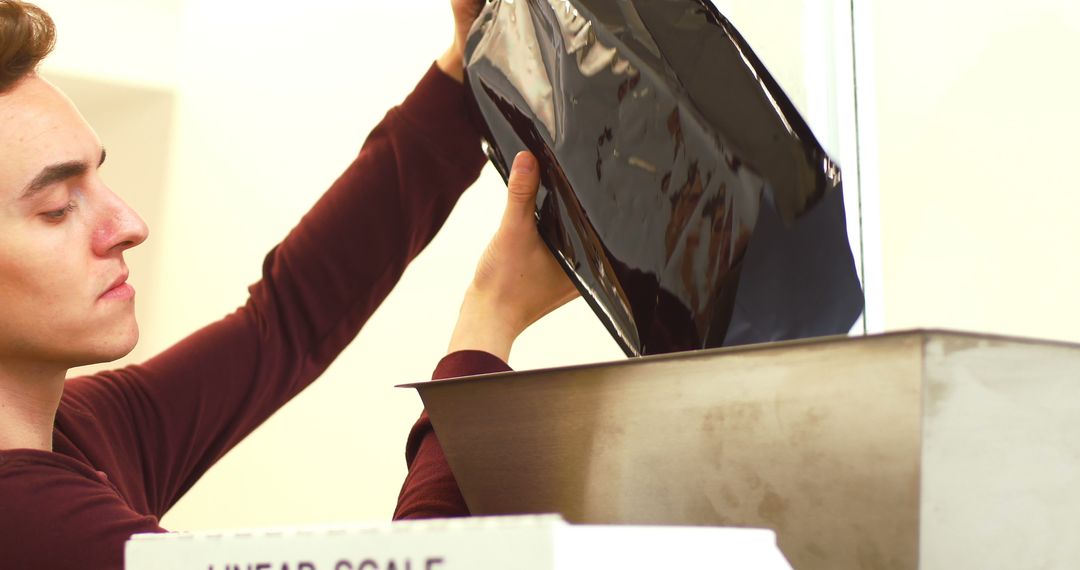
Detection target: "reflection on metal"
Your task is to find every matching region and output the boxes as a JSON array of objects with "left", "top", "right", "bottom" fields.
[
  {"left": 410, "top": 330, "right": 1080, "bottom": 569},
  {"left": 465, "top": 0, "right": 864, "bottom": 356}
]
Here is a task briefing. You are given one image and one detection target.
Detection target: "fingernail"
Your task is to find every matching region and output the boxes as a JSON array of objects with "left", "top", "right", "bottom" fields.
[{"left": 515, "top": 151, "right": 535, "bottom": 173}]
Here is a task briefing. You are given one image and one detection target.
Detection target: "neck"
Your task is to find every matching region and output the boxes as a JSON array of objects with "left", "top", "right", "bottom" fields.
[{"left": 0, "top": 360, "right": 66, "bottom": 451}]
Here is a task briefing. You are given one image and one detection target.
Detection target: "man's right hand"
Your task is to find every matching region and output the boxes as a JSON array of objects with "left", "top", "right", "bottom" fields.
[{"left": 448, "top": 152, "right": 579, "bottom": 361}]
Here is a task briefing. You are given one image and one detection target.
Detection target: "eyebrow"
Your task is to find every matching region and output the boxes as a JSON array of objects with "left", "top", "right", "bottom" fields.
[{"left": 19, "top": 147, "right": 107, "bottom": 201}]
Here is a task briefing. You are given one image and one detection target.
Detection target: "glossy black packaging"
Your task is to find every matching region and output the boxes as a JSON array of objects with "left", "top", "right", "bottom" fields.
[{"left": 464, "top": 0, "right": 864, "bottom": 356}]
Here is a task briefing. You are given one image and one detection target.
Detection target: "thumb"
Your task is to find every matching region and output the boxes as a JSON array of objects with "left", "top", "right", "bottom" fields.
[{"left": 505, "top": 151, "right": 540, "bottom": 221}]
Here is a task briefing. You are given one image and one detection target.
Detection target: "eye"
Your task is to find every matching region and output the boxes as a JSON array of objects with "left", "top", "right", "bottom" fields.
[{"left": 42, "top": 201, "right": 78, "bottom": 222}]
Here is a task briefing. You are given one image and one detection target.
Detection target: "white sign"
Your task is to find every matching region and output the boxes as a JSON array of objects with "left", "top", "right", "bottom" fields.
[{"left": 126, "top": 515, "right": 793, "bottom": 570}]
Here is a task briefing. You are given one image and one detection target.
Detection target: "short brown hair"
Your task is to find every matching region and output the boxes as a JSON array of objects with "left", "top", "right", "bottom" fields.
[{"left": 0, "top": 0, "right": 55, "bottom": 93}]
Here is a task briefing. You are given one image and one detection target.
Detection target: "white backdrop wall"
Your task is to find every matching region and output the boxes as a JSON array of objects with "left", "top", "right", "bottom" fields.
[
  {"left": 37, "top": 0, "right": 1080, "bottom": 532},
  {"left": 867, "top": 0, "right": 1080, "bottom": 342},
  {"left": 44, "top": 0, "right": 827, "bottom": 529},
  {"left": 155, "top": 0, "right": 629, "bottom": 528},
  {"left": 48, "top": 0, "right": 630, "bottom": 529}
]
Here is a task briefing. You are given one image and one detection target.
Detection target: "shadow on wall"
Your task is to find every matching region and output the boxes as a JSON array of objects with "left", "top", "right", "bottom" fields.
[{"left": 45, "top": 73, "right": 176, "bottom": 376}]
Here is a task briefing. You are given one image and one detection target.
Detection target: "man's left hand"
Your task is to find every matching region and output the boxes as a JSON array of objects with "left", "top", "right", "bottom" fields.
[{"left": 438, "top": 0, "right": 485, "bottom": 82}]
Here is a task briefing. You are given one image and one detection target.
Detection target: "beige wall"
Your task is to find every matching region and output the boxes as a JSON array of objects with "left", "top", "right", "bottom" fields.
[
  {"left": 48, "top": 0, "right": 626, "bottom": 529},
  {"left": 45, "top": 0, "right": 825, "bottom": 530},
  {"left": 869, "top": 0, "right": 1080, "bottom": 342},
  {"left": 152, "top": 1, "right": 633, "bottom": 529},
  {"left": 38, "top": 0, "right": 1080, "bottom": 532}
]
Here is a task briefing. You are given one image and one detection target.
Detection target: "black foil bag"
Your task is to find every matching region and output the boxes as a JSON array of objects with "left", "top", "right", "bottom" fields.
[{"left": 465, "top": 0, "right": 865, "bottom": 356}]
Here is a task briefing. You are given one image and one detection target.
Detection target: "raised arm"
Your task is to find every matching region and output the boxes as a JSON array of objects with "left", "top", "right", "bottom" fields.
[
  {"left": 62, "top": 60, "right": 488, "bottom": 522},
  {"left": 395, "top": 152, "right": 580, "bottom": 519}
]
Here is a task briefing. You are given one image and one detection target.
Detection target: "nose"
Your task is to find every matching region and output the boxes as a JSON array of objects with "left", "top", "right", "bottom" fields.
[{"left": 91, "top": 184, "right": 150, "bottom": 257}]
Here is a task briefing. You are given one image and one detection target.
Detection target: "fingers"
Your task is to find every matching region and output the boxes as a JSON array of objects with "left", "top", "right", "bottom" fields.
[
  {"left": 453, "top": 0, "right": 486, "bottom": 38},
  {"left": 505, "top": 151, "right": 539, "bottom": 222}
]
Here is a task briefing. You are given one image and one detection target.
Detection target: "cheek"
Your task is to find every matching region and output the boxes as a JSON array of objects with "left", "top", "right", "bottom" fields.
[
  {"left": 0, "top": 235, "right": 100, "bottom": 361},
  {"left": 0, "top": 228, "right": 87, "bottom": 313}
]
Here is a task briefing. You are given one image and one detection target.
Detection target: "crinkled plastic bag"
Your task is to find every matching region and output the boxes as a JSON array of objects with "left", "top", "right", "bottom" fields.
[{"left": 465, "top": 0, "right": 864, "bottom": 356}]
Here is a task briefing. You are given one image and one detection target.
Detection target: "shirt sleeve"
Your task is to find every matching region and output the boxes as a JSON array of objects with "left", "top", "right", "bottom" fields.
[
  {"left": 61, "top": 62, "right": 488, "bottom": 518},
  {"left": 393, "top": 350, "right": 513, "bottom": 520},
  {"left": 0, "top": 453, "right": 166, "bottom": 570}
]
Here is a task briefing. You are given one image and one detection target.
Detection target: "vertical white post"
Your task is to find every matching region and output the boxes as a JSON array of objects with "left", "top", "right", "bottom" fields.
[
  {"left": 802, "top": 0, "right": 883, "bottom": 335},
  {"left": 848, "top": 0, "right": 885, "bottom": 333}
]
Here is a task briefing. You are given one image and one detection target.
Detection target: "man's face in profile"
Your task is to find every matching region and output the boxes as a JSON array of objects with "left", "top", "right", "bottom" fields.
[{"left": 0, "top": 75, "right": 149, "bottom": 370}]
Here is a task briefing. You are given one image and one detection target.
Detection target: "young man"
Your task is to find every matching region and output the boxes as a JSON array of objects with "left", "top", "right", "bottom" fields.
[{"left": 0, "top": 1, "right": 576, "bottom": 567}]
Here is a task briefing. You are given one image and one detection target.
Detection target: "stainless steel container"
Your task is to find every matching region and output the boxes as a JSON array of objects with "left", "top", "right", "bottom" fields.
[{"left": 407, "top": 330, "right": 1080, "bottom": 569}]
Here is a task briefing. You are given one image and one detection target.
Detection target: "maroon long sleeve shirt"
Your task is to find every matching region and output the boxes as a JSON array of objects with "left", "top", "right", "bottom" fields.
[
  {"left": 394, "top": 350, "right": 513, "bottom": 520},
  {"left": 0, "top": 63, "right": 486, "bottom": 570}
]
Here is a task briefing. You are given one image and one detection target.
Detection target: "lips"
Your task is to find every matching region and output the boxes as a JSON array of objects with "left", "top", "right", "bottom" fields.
[{"left": 100, "top": 270, "right": 133, "bottom": 300}]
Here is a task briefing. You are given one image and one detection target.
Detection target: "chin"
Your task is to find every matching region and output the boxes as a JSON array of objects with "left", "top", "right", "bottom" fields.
[
  {"left": 103, "top": 326, "right": 141, "bottom": 362},
  {"left": 101, "top": 338, "right": 139, "bottom": 363},
  {"left": 70, "top": 322, "right": 141, "bottom": 367}
]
